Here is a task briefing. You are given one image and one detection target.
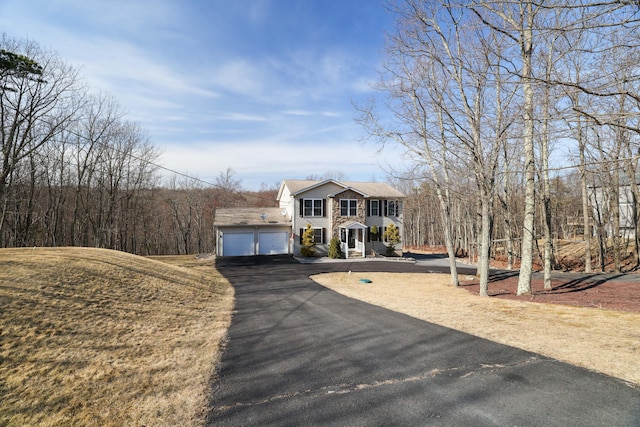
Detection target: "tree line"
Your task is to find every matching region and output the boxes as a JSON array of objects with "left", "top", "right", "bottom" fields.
[
  {"left": 359, "top": 0, "right": 640, "bottom": 294},
  {"left": 0, "top": 35, "right": 277, "bottom": 255}
]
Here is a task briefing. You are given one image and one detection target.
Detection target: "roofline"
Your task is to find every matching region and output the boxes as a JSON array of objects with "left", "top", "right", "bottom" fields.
[
  {"left": 339, "top": 221, "right": 368, "bottom": 229},
  {"left": 215, "top": 223, "right": 291, "bottom": 227},
  {"left": 278, "top": 179, "right": 407, "bottom": 200},
  {"left": 290, "top": 179, "right": 346, "bottom": 196},
  {"left": 327, "top": 186, "right": 368, "bottom": 198},
  {"left": 276, "top": 180, "right": 288, "bottom": 201}
]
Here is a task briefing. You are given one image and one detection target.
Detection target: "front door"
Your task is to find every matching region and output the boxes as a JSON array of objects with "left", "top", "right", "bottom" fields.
[{"left": 348, "top": 229, "right": 356, "bottom": 249}]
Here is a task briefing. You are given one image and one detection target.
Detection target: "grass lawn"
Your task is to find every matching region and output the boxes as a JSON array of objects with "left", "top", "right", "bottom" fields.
[{"left": 0, "top": 248, "right": 233, "bottom": 426}]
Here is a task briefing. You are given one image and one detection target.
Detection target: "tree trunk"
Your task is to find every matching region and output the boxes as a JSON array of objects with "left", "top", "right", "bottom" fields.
[
  {"left": 579, "top": 128, "right": 592, "bottom": 273},
  {"left": 478, "top": 187, "right": 493, "bottom": 296},
  {"left": 517, "top": 1, "right": 536, "bottom": 295}
]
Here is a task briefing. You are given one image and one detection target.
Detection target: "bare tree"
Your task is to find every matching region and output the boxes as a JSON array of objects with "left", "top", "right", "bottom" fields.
[
  {"left": 468, "top": 0, "right": 540, "bottom": 295},
  {"left": 214, "top": 167, "right": 244, "bottom": 207},
  {"left": 360, "top": 1, "right": 524, "bottom": 293},
  {"left": 0, "top": 35, "right": 83, "bottom": 242}
]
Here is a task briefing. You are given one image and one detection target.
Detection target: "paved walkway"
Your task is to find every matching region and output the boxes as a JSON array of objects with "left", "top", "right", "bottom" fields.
[{"left": 207, "top": 256, "right": 640, "bottom": 426}]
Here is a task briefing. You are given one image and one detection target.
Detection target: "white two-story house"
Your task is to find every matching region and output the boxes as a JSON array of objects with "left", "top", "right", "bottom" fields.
[{"left": 214, "top": 179, "right": 405, "bottom": 257}]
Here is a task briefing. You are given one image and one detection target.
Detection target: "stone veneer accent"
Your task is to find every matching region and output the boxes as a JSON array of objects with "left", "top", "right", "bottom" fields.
[{"left": 331, "top": 189, "right": 366, "bottom": 238}]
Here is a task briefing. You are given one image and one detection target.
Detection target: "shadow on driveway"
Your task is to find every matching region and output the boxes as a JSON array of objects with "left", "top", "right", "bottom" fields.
[{"left": 207, "top": 257, "right": 640, "bottom": 426}]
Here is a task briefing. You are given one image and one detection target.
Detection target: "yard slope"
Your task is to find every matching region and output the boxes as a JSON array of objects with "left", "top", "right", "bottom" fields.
[{"left": 0, "top": 247, "right": 233, "bottom": 427}]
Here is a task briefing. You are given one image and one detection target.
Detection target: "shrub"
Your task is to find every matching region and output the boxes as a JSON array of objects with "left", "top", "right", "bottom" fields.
[
  {"left": 301, "top": 224, "right": 316, "bottom": 257},
  {"left": 300, "top": 246, "right": 315, "bottom": 257},
  {"left": 384, "top": 224, "right": 401, "bottom": 256},
  {"left": 370, "top": 225, "right": 379, "bottom": 240},
  {"left": 328, "top": 237, "right": 343, "bottom": 259}
]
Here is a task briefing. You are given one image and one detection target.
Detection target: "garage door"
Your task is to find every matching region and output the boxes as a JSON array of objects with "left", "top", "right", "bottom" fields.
[
  {"left": 258, "top": 232, "right": 289, "bottom": 255},
  {"left": 222, "top": 233, "right": 255, "bottom": 256}
]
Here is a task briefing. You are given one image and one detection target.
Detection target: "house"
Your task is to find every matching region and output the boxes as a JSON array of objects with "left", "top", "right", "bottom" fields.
[
  {"left": 590, "top": 180, "right": 638, "bottom": 238},
  {"left": 214, "top": 179, "right": 406, "bottom": 257}
]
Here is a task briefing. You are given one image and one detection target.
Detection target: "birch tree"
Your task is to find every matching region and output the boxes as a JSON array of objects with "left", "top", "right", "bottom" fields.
[
  {"left": 361, "top": 1, "right": 523, "bottom": 293},
  {"left": 468, "top": 0, "right": 539, "bottom": 295}
]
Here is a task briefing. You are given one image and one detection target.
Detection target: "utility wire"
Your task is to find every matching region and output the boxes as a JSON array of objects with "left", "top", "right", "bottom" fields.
[{"left": 62, "top": 128, "right": 279, "bottom": 203}]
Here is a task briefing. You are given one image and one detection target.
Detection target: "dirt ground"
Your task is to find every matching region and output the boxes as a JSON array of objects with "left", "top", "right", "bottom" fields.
[
  {"left": 461, "top": 274, "right": 640, "bottom": 313},
  {"left": 409, "top": 245, "right": 640, "bottom": 313}
]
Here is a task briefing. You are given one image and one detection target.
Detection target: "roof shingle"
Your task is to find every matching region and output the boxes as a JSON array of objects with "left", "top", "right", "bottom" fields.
[{"left": 282, "top": 179, "right": 406, "bottom": 198}]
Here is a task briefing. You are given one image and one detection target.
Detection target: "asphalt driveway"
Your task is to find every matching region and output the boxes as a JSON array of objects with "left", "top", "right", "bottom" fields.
[{"left": 207, "top": 255, "right": 640, "bottom": 426}]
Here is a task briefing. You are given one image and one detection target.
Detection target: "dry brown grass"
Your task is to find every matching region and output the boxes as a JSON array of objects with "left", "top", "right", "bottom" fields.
[
  {"left": 0, "top": 247, "right": 234, "bottom": 426},
  {"left": 312, "top": 272, "right": 640, "bottom": 386}
]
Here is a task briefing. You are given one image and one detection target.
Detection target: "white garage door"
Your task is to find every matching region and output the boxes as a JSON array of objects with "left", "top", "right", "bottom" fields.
[
  {"left": 258, "top": 232, "right": 289, "bottom": 255},
  {"left": 222, "top": 233, "right": 255, "bottom": 256}
]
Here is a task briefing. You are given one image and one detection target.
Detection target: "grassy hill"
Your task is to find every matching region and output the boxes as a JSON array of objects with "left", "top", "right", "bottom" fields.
[{"left": 0, "top": 247, "right": 234, "bottom": 426}]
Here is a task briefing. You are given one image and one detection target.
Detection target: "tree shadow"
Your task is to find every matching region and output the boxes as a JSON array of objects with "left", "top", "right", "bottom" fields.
[{"left": 538, "top": 273, "right": 627, "bottom": 295}]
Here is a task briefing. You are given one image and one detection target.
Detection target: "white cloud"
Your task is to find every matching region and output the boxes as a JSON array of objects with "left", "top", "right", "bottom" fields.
[
  {"left": 214, "top": 112, "right": 268, "bottom": 122},
  {"left": 157, "top": 137, "right": 391, "bottom": 189},
  {"left": 69, "top": 37, "right": 219, "bottom": 98},
  {"left": 281, "top": 110, "right": 340, "bottom": 117},
  {"left": 0, "top": 0, "right": 397, "bottom": 190},
  {"left": 212, "top": 60, "right": 267, "bottom": 97}
]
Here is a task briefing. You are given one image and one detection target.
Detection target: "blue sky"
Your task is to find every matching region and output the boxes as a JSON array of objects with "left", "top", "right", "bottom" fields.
[{"left": 0, "top": 0, "right": 400, "bottom": 190}]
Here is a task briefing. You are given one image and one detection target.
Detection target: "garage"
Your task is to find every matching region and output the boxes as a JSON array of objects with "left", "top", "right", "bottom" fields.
[
  {"left": 222, "top": 232, "right": 255, "bottom": 256},
  {"left": 258, "top": 232, "right": 289, "bottom": 255},
  {"left": 214, "top": 207, "right": 292, "bottom": 257}
]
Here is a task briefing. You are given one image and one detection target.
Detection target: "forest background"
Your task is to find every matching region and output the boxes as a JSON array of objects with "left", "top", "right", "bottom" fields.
[{"left": 3, "top": 1, "right": 640, "bottom": 288}]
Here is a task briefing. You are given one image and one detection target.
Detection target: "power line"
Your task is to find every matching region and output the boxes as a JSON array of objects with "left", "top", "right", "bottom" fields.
[{"left": 61, "top": 128, "right": 279, "bottom": 204}]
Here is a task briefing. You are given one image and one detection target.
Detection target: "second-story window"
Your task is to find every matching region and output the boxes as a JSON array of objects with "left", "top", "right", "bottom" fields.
[
  {"left": 340, "top": 199, "right": 357, "bottom": 216},
  {"left": 303, "top": 199, "right": 324, "bottom": 217},
  {"left": 386, "top": 200, "right": 402, "bottom": 217},
  {"left": 369, "top": 200, "right": 380, "bottom": 217}
]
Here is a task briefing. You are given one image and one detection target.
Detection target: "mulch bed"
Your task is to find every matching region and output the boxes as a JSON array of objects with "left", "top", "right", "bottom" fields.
[{"left": 460, "top": 273, "right": 640, "bottom": 313}]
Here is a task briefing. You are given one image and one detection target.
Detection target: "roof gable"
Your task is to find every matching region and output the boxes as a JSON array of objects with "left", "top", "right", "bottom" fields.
[
  {"left": 286, "top": 179, "right": 346, "bottom": 196},
  {"left": 328, "top": 187, "right": 368, "bottom": 198},
  {"left": 279, "top": 179, "right": 406, "bottom": 200}
]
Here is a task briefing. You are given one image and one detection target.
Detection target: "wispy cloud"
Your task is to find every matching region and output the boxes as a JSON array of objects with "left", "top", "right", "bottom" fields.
[
  {"left": 0, "top": 0, "right": 396, "bottom": 189},
  {"left": 159, "top": 137, "right": 383, "bottom": 181},
  {"left": 212, "top": 60, "right": 267, "bottom": 97},
  {"left": 214, "top": 113, "right": 268, "bottom": 122},
  {"left": 281, "top": 110, "right": 340, "bottom": 117}
]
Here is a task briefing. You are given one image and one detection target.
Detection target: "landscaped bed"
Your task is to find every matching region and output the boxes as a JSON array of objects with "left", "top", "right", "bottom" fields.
[{"left": 461, "top": 273, "right": 640, "bottom": 313}]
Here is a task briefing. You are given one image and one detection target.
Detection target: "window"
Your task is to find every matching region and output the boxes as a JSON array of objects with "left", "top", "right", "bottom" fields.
[
  {"left": 313, "top": 228, "right": 324, "bottom": 244},
  {"left": 367, "top": 226, "right": 381, "bottom": 242},
  {"left": 301, "top": 199, "right": 324, "bottom": 217},
  {"left": 299, "top": 227, "right": 325, "bottom": 244},
  {"left": 369, "top": 200, "right": 380, "bottom": 217},
  {"left": 340, "top": 199, "right": 357, "bottom": 216},
  {"left": 386, "top": 200, "right": 402, "bottom": 217}
]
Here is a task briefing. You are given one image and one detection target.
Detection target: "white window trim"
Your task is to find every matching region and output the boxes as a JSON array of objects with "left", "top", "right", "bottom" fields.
[
  {"left": 299, "top": 227, "right": 325, "bottom": 244},
  {"left": 369, "top": 200, "right": 380, "bottom": 217},
  {"left": 303, "top": 199, "right": 324, "bottom": 217},
  {"left": 386, "top": 200, "right": 401, "bottom": 217},
  {"left": 312, "top": 227, "right": 324, "bottom": 244},
  {"left": 340, "top": 199, "right": 358, "bottom": 216}
]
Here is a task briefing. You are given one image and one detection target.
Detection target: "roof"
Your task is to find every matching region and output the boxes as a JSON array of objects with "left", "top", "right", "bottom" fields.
[
  {"left": 339, "top": 221, "right": 368, "bottom": 229},
  {"left": 214, "top": 207, "right": 290, "bottom": 226},
  {"left": 279, "top": 179, "right": 406, "bottom": 199},
  {"left": 327, "top": 186, "right": 368, "bottom": 197}
]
